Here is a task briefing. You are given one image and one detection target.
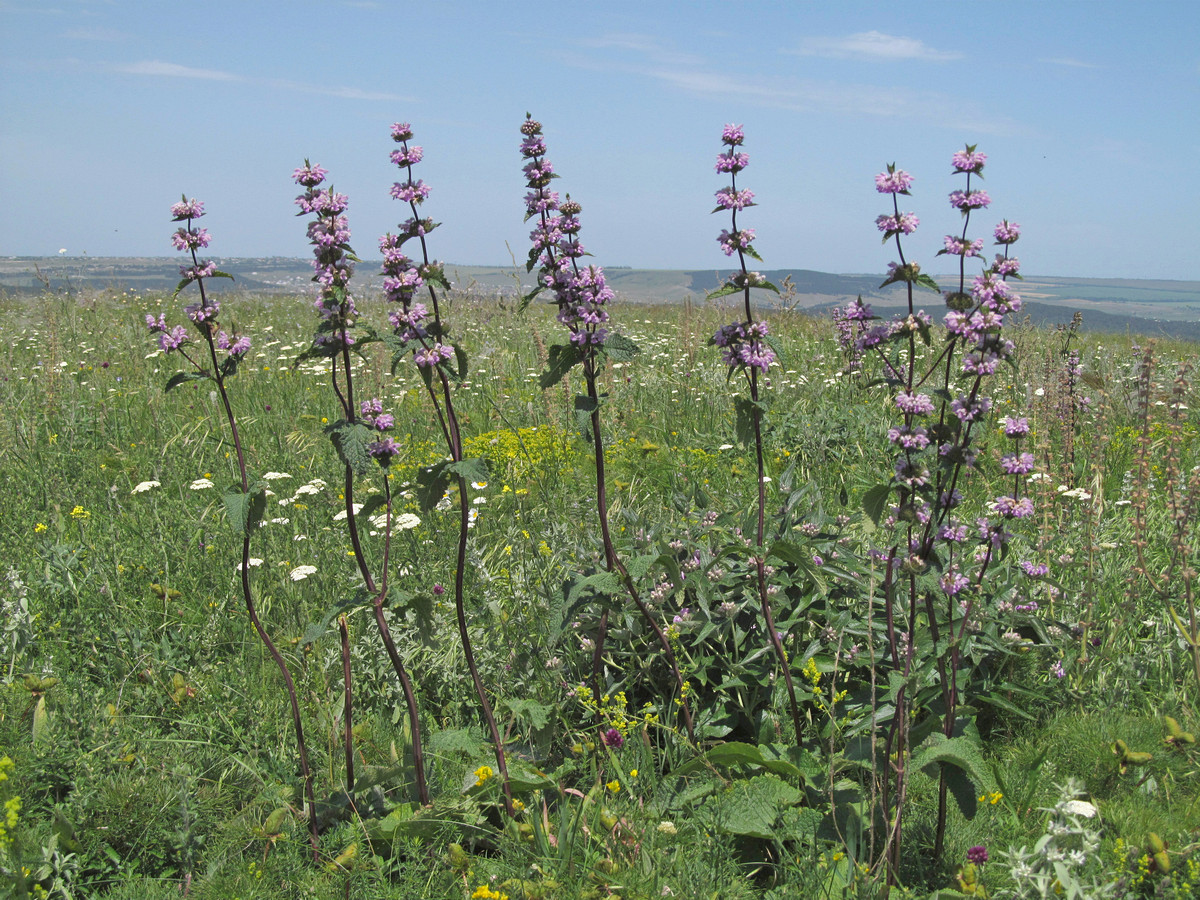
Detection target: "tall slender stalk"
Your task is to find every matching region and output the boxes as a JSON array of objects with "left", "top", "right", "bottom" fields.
[
  {"left": 519, "top": 115, "right": 695, "bottom": 743},
  {"left": 156, "top": 200, "right": 320, "bottom": 858},
  {"left": 291, "top": 162, "right": 430, "bottom": 806},
  {"left": 384, "top": 123, "right": 514, "bottom": 813},
  {"left": 708, "top": 124, "right": 803, "bottom": 742}
]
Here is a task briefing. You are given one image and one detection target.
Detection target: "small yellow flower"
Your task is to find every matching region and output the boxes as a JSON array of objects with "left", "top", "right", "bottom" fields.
[
  {"left": 473, "top": 765, "right": 494, "bottom": 786},
  {"left": 606, "top": 779, "right": 620, "bottom": 793},
  {"left": 70, "top": 505, "right": 89, "bottom": 520},
  {"left": 34, "top": 522, "right": 47, "bottom": 533},
  {"left": 629, "top": 769, "right": 638, "bottom": 778}
]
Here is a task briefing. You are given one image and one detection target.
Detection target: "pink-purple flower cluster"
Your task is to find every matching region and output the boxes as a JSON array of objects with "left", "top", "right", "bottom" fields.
[
  {"left": 153, "top": 198, "right": 250, "bottom": 360},
  {"left": 380, "top": 124, "right": 457, "bottom": 367},
  {"left": 520, "top": 116, "right": 612, "bottom": 347},
  {"left": 951, "top": 148, "right": 987, "bottom": 174},
  {"left": 292, "top": 160, "right": 357, "bottom": 331},
  {"left": 713, "top": 320, "right": 775, "bottom": 374},
  {"left": 875, "top": 167, "right": 913, "bottom": 194},
  {"left": 360, "top": 397, "right": 399, "bottom": 464}
]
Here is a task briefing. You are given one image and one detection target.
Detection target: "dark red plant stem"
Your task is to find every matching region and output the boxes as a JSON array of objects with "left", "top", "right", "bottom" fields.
[
  {"left": 339, "top": 615, "right": 355, "bottom": 796},
  {"left": 191, "top": 263, "right": 320, "bottom": 860}
]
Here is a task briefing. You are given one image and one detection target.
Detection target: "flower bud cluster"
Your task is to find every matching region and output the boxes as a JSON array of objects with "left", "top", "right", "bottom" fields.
[
  {"left": 292, "top": 161, "right": 357, "bottom": 336},
  {"left": 711, "top": 126, "right": 772, "bottom": 376},
  {"left": 360, "top": 397, "right": 399, "bottom": 464},
  {"left": 713, "top": 320, "right": 775, "bottom": 374},
  {"left": 153, "top": 198, "right": 250, "bottom": 360},
  {"left": 520, "top": 116, "right": 611, "bottom": 347},
  {"left": 382, "top": 123, "right": 454, "bottom": 367},
  {"left": 857, "top": 146, "right": 1035, "bottom": 602}
]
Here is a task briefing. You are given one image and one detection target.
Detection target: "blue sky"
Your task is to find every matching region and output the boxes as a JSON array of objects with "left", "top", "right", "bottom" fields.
[{"left": 2, "top": 0, "right": 1198, "bottom": 279}]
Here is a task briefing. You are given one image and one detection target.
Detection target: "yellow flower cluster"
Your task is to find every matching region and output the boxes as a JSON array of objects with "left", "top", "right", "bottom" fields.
[
  {"left": 573, "top": 686, "right": 634, "bottom": 736},
  {"left": 473, "top": 765, "right": 494, "bottom": 787},
  {"left": 471, "top": 885, "right": 509, "bottom": 900},
  {"left": 0, "top": 756, "right": 18, "bottom": 851},
  {"left": 461, "top": 426, "right": 577, "bottom": 484},
  {"left": 802, "top": 657, "right": 848, "bottom": 714}
]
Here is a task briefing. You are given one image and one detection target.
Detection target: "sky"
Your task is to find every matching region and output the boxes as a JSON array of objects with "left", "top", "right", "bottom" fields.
[{"left": 2, "top": 0, "right": 1199, "bottom": 280}]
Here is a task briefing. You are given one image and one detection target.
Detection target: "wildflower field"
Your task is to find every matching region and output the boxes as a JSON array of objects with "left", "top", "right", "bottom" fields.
[{"left": 2, "top": 122, "right": 1199, "bottom": 899}]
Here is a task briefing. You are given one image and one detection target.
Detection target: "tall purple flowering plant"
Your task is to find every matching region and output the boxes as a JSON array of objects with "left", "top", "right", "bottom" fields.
[
  {"left": 519, "top": 114, "right": 696, "bottom": 743},
  {"left": 379, "top": 122, "right": 516, "bottom": 813},
  {"left": 150, "top": 199, "right": 321, "bottom": 858},
  {"left": 850, "top": 145, "right": 1035, "bottom": 875},
  {"left": 705, "top": 125, "right": 804, "bottom": 742},
  {"left": 291, "top": 161, "right": 431, "bottom": 807}
]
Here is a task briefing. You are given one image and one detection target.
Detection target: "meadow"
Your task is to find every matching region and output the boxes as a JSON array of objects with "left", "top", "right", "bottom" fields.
[{"left": 1, "top": 123, "right": 1199, "bottom": 899}]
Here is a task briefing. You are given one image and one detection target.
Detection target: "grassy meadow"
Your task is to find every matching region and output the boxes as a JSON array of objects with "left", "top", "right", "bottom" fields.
[{"left": 1, "top": 286, "right": 1199, "bottom": 899}]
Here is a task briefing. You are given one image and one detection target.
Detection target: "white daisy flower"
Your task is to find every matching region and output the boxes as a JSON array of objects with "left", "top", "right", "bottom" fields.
[
  {"left": 394, "top": 513, "right": 421, "bottom": 530},
  {"left": 333, "top": 504, "right": 364, "bottom": 521},
  {"left": 289, "top": 565, "right": 317, "bottom": 582}
]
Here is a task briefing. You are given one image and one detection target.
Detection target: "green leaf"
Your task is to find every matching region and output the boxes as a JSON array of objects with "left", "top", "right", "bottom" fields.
[
  {"left": 911, "top": 734, "right": 995, "bottom": 818},
  {"left": 518, "top": 285, "right": 543, "bottom": 312},
  {"left": 32, "top": 694, "right": 50, "bottom": 744},
  {"left": 389, "top": 587, "right": 436, "bottom": 647},
  {"left": 326, "top": 420, "right": 375, "bottom": 477},
  {"left": 705, "top": 774, "right": 803, "bottom": 840},
  {"left": 602, "top": 332, "right": 641, "bottom": 362},
  {"left": 450, "top": 343, "right": 469, "bottom": 382},
  {"left": 706, "top": 281, "right": 743, "bottom": 301},
  {"left": 573, "top": 394, "right": 598, "bottom": 443},
  {"left": 447, "top": 457, "right": 489, "bottom": 485},
  {"left": 539, "top": 343, "right": 584, "bottom": 389},
  {"left": 165, "top": 371, "right": 206, "bottom": 392},
  {"left": 415, "top": 461, "right": 453, "bottom": 511},
  {"left": 734, "top": 397, "right": 763, "bottom": 447},
  {"left": 503, "top": 698, "right": 554, "bottom": 731},
  {"left": 914, "top": 273, "right": 942, "bottom": 294},
  {"left": 566, "top": 570, "right": 622, "bottom": 606},
  {"left": 222, "top": 482, "right": 267, "bottom": 536},
  {"left": 862, "top": 482, "right": 892, "bottom": 527},
  {"left": 218, "top": 353, "right": 242, "bottom": 379}
]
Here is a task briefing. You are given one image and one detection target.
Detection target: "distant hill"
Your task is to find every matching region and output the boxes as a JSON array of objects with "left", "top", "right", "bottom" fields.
[{"left": 2, "top": 256, "right": 1196, "bottom": 341}]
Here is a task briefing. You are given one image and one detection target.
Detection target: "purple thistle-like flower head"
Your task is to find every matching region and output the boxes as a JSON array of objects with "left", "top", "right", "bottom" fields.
[
  {"left": 391, "top": 122, "right": 413, "bottom": 142},
  {"left": 993, "top": 219, "right": 1021, "bottom": 244},
  {"left": 875, "top": 167, "right": 913, "bottom": 194},
  {"left": 292, "top": 161, "right": 327, "bottom": 188},
  {"left": 943, "top": 235, "right": 984, "bottom": 258},
  {"left": 1000, "top": 416, "right": 1030, "bottom": 437},
  {"left": 721, "top": 123, "right": 745, "bottom": 146},
  {"left": 715, "top": 187, "right": 755, "bottom": 211},
  {"left": 391, "top": 179, "right": 431, "bottom": 205},
  {"left": 171, "top": 227, "right": 211, "bottom": 252},
  {"left": 158, "top": 325, "right": 190, "bottom": 352},
  {"left": 171, "top": 197, "right": 205, "bottom": 221},
  {"left": 952, "top": 147, "right": 987, "bottom": 174},
  {"left": 368, "top": 435, "right": 400, "bottom": 465},
  {"left": 949, "top": 189, "right": 991, "bottom": 211},
  {"left": 602, "top": 727, "right": 624, "bottom": 749},
  {"left": 715, "top": 150, "right": 750, "bottom": 174},
  {"left": 390, "top": 146, "right": 423, "bottom": 167},
  {"left": 967, "top": 845, "right": 989, "bottom": 866}
]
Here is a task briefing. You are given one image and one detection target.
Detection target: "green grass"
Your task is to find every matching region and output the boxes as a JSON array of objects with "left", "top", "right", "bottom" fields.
[{"left": 1, "top": 288, "right": 1198, "bottom": 899}]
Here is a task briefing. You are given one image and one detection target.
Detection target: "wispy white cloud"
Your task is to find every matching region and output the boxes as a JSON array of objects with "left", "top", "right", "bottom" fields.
[
  {"left": 113, "top": 60, "right": 407, "bottom": 100},
  {"left": 1041, "top": 56, "right": 1100, "bottom": 69},
  {"left": 63, "top": 25, "right": 127, "bottom": 41},
  {"left": 115, "top": 60, "right": 240, "bottom": 81},
  {"left": 561, "top": 35, "right": 1018, "bottom": 135},
  {"left": 792, "top": 31, "right": 963, "bottom": 62},
  {"left": 266, "top": 78, "right": 407, "bottom": 102}
]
